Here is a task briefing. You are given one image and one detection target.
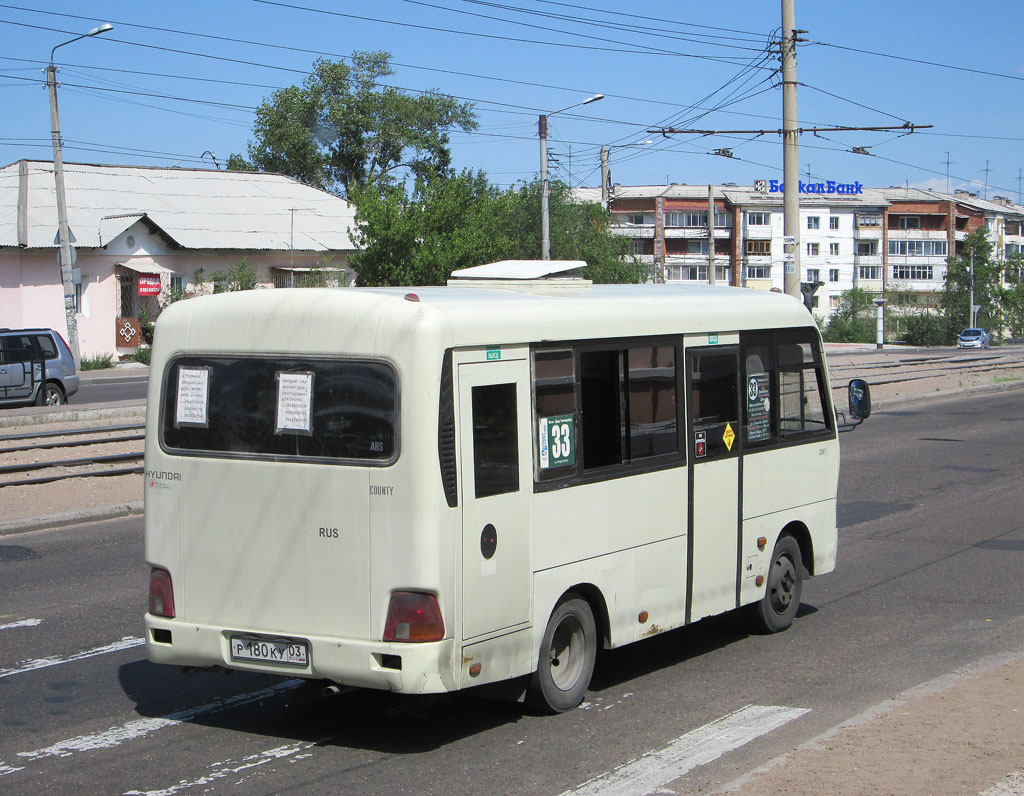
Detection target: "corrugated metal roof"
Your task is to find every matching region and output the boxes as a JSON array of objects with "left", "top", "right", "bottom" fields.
[{"left": 0, "top": 160, "right": 357, "bottom": 251}]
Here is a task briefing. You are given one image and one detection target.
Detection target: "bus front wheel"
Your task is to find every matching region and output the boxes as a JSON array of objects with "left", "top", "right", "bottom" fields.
[
  {"left": 527, "top": 593, "right": 596, "bottom": 713},
  {"left": 751, "top": 535, "right": 803, "bottom": 634}
]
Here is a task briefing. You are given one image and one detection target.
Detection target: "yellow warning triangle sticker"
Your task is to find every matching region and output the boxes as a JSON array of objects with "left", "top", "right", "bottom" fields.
[{"left": 722, "top": 422, "right": 735, "bottom": 452}]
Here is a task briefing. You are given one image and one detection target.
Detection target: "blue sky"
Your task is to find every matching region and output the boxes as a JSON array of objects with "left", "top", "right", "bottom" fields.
[{"left": 2, "top": 1, "right": 1022, "bottom": 199}]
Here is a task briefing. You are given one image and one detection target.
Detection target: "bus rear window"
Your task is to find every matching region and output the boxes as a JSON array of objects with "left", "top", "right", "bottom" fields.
[{"left": 161, "top": 356, "right": 398, "bottom": 463}]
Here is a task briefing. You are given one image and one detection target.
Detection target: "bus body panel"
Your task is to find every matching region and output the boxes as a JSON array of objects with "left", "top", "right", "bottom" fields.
[{"left": 144, "top": 282, "right": 843, "bottom": 698}]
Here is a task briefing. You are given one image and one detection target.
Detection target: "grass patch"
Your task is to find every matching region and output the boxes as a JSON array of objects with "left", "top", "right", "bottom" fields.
[
  {"left": 80, "top": 353, "right": 114, "bottom": 370},
  {"left": 994, "top": 376, "right": 1024, "bottom": 383}
]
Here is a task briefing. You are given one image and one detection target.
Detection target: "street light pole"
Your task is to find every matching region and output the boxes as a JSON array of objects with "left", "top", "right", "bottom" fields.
[
  {"left": 46, "top": 22, "right": 113, "bottom": 366},
  {"left": 540, "top": 93, "right": 603, "bottom": 260}
]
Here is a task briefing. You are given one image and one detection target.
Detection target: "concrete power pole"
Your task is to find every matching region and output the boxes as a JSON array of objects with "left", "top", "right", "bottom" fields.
[
  {"left": 782, "top": 0, "right": 801, "bottom": 301},
  {"left": 600, "top": 146, "right": 609, "bottom": 209},
  {"left": 708, "top": 184, "right": 716, "bottom": 284},
  {"left": 46, "top": 63, "right": 81, "bottom": 367}
]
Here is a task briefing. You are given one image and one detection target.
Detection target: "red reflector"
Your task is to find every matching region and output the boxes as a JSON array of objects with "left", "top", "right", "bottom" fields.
[
  {"left": 383, "top": 591, "right": 444, "bottom": 643},
  {"left": 149, "top": 568, "right": 175, "bottom": 618}
]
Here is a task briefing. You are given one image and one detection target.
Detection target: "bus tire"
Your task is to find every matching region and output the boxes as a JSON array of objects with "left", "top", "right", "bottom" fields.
[
  {"left": 751, "top": 535, "right": 803, "bottom": 634},
  {"left": 527, "top": 593, "right": 596, "bottom": 713}
]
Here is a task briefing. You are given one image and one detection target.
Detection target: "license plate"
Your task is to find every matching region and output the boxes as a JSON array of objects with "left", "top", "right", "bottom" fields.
[{"left": 230, "top": 636, "right": 308, "bottom": 666}]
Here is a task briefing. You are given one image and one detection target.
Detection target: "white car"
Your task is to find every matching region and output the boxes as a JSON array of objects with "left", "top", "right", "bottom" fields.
[{"left": 957, "top": 328, "right": 991, "bottom": 349}]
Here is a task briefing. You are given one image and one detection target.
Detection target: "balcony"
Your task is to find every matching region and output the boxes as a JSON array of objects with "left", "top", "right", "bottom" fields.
[
  {"left": 854, "top": 227, "right": 882, "bottom": 240},
  {"left": 887, "top": 229, "right": 948, "bottom": 241},
  {"left": 611, "top": 225, "right": 655, "bottom": 239},
  {"left": 854, "top": 254, "right": 883, "bottom": 267}
]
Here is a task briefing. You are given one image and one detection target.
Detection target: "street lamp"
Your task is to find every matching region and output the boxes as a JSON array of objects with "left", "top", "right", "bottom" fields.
[
  {"left": 600, "top": 140, "right": 653, "bottom": 208},
  {"left": 540, "top": 93, "right": 603, "bottom": 260},
  {"left": 46, "top": 22, "right": 114, "bottom": 366}
]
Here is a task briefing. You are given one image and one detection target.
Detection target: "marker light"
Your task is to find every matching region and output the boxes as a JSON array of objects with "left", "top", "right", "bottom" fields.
[{"left": 383, "top": 591, "right": 444, "bottom": 642}]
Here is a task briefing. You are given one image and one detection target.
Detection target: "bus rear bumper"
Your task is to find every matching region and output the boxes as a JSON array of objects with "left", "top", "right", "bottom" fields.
[{"left": 144, "top": 614, "right": 456, "bottom": 694}]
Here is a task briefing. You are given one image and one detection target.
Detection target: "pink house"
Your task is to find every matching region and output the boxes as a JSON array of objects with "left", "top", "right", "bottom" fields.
[{"left": 0, "top": 160, "right": 358, "bottom": 358}]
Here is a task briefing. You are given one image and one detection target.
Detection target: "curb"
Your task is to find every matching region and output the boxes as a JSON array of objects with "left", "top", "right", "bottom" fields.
[
  {"left": 0, "top": 403, "right": 146, "bottom": 429},
  {"left": 0, "top": 501, "right": 145, "bottom": 537}
]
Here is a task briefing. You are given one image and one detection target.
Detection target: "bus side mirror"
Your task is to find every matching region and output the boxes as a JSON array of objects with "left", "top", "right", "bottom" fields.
[{"left": 848, "top": 379, "right": 871, "bottom": 421}]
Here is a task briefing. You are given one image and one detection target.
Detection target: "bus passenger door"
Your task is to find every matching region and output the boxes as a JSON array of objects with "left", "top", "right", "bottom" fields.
[
  {"left": 458, "top": 359, "right": 532, "bottom": 641},
  {"left": 685, "top": 344, "right": 742, "bottom": 624}
]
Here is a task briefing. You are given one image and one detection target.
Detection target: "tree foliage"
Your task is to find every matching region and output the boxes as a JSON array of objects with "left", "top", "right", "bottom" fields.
[
  {"left": 230, "top": 53, "right": 477, "bottom": 198},
  {"left": 821, "top": 287, "right": 876, "bottom": 343},
  {"left": 350, "top": 173, "right": 642, "bottom": 286},
  {"left": 940, "top": 228, "right": 1000, "bottom": 335}
]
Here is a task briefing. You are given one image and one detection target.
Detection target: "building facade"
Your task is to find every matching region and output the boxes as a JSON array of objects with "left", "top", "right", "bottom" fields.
[
  {"left": 581, "top": 183, "right": 1024, "bottom": 324},
  {"left": 0, "top": 160, "right": 358, "bottom": 358}
]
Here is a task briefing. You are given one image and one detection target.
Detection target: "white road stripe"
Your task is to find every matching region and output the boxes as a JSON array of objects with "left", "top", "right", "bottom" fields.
[
  {"left": 560, "top": 704, "right": 810, "bottom": 796},
  {"left": 4, "top": 679, "right": 302, "bottom": 771},
  {"left": 0, "top": 619, "right": 42, "bottom": 631},
  {"left": 123, "top": 741, "right": 316, "bottom": 796},
  {"left": 0, "top": 636, "right": 144, "bottom": 680}
]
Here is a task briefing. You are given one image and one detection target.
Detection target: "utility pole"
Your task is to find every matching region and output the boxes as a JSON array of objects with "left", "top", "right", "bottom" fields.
[
  {"left": 600, "top": 146, "right": 609, "bottom": 208},
  {"left": 969, "top": 248, "right": 976, "bottom": 329},
  {"left": 46, "top": 61, "right": 80, "bottom": 366},
  {"left": 945, "top": 152, "right": 951, "bottom": 194},
  {"left": 708, "top": 184, "right": 716, "bottom": 284},
  {"left": 782, "top": 0, "right": 801, "bottom": 301},
  {"left": 983, "top": 160, "right": 991, "bottom": 200}
]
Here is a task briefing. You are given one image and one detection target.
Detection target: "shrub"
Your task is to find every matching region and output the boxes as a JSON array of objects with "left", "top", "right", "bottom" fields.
[
  {"left": 131, "top": 347, "right": 152, "bottom": 365},
  {"left": 80, "top": 353, "right": 114, "bottom": 370}
]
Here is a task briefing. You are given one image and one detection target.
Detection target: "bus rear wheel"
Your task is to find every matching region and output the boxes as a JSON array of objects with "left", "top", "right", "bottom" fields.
[
  {"left": 527, "top": 593, "right": 596, "bottom": 713},
  {"left": 750, "top": 535, "right": 803, "bottom": 634}
]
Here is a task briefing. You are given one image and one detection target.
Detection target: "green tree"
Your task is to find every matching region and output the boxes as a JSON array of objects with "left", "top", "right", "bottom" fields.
[
  {"left": 203, "top": 257, "right": 259, "bottom": 293},
  {"left": 350, "top": 173, "right": 641, "bottom": 286},
  {"left": 230, "top": 53, "right": 477, "bottom": 198},
  {"left": 941, "top": 228, "right": 1000, "bottom": 336},
  {"left": 821, "top": 287, "right": 876, "bottom": 343}
]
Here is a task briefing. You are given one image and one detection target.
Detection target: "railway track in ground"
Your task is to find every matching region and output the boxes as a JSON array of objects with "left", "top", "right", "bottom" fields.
[{"left": 0, "top": 423, "right": 145, "bottom": 488}]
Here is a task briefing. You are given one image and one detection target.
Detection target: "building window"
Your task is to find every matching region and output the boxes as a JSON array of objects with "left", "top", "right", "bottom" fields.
[
  {"left": 807, "top": 269, "right": 820, "bottom": 282},
  {"left": 829, "top": 269, "right": 840, "bottom": 282},
  {"left": 745, "top": 239, "right": 771, "bottom": 255},
  {"left": 829, "top": 242, "right": 840, "bottom": 256},
  {"left": 829, "top": 217, "right": 840, "bottom": 230},
  {"left": 806, "top": 242, "right": 820, "bottom": 256},
  {"left": 625, "top": 213, "right": 645, "bottom": 225},
  {"left": 856, "top": 240, "right": 877, "bottom": 256},
  {"left": 685, "top": 240, "right": 709, "bottom": 254},
  {"left": 857, "top": 214, "right": 882, "bottom": 227},
  {"left": 679, "top": 266, "right": 708, "bottom": 280},
  {"left": 746, "top": 265, "right": 772, "bottom": 279},
  {"left": 807, "top": 216, "right": 820, "bottom": 230},
  {"left": 714, "top": 211, "right": 732, "bottom": 228},
  {"left": 665, "top": 211, "right": 706, "bottom": 227},
  {"left": 888, "top": 240, "right": 947, "bottom": 256},
  {"left": 630, "top": 239, "right": 645, "bottom": 255},
  {"left": 892, "top": 264, "right": 934, "bottom": 280},
  {"left": 1007, "top": 243, "right": 1024, "bottom": 258},
  {"left": 858, "top": 266, "right": 882, "bottom": 280},
  {"left": 829, "top": 296, "right": 839, "bottom": 310},
  {"left": 898, "top": 216, "right": 921, "bottom": 230},
  {"left": 747, "top": 211, "right": 771, "bottom": 226},
  {"left": 1006, "top": 221, "right": 1022, "bottom": 236}
]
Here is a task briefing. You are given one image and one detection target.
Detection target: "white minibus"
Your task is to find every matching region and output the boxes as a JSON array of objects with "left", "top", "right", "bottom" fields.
[{"left": 144, "top": 271, "right": 869, "bottom": 712}]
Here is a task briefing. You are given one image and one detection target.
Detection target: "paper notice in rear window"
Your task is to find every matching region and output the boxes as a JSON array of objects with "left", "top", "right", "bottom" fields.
[
  {"left": 175, "top": 366, "right": 210, "bottom": 428},
  {"left": 275, "top": 371, "right": 314, "bottom": 435}
]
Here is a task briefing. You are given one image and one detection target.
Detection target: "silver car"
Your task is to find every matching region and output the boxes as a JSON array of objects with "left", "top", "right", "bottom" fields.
[
  {"left": 957, "top": 328, "right": 991, "bottom": 349},
  {"left": 0, "top": 328, "right": 80, "bottom": 407}
]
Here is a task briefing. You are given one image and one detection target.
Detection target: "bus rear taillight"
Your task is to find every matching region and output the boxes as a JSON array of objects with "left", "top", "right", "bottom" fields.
[
  {"left": 149, "top": 568, "right": 176, "bottom": 618},
  {"left": 383, "top": 591, "right": 444, "bottom": 642}
]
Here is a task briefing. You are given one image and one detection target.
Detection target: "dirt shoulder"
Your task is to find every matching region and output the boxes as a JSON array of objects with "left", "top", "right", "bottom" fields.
[{"left": 713, "top": 652, "right": 1024, "bottom": 796}]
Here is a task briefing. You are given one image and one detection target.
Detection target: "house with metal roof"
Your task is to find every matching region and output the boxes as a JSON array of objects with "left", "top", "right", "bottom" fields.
[{"left": 0, "top": 160, "right": 358, "bottom": 358}]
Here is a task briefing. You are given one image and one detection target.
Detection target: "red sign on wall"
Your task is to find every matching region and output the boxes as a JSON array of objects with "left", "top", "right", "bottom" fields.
[{"left": 138, "top": 274, "right": 162, "bottom": 296}]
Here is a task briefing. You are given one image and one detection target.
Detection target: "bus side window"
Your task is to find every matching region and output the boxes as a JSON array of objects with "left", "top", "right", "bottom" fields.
[
  {"left": 689, "top": 352, "right": 739, "bottom": 458},
  {"left": 778, "top": 334, "right": 831, "bottom": 437},
  {"left": 472, "top": 383, "right": 520, "bottom": 499},
  {"left": 742, "top": 340, "right": 774, "bottom": 447}
]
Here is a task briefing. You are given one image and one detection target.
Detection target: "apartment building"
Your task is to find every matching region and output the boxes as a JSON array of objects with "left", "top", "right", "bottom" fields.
[{"left": 580, "top": 183, "right": 1024, "bottom": 322}]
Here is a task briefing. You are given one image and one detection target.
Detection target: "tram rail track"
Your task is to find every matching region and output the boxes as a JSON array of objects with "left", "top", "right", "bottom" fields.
[{"left": 0, "top": 423, "right": 145, "bottom": 488}]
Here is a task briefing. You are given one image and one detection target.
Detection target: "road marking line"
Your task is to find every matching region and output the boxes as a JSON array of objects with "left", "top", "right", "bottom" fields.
[
  {"left": 0, "top": 636, "right": 144, "bottom": 680},
  {"left": 0, "top": 618, "right": 42, "bottom": 631},
  {"left": 2, "top": 680, "right": 302, "bottom": 773},
  {"left": 559, "top": 704, "right": 810, "bottom": 796},
  {"left": 123, "top": 741, "right": 316, "bottom": 796}
]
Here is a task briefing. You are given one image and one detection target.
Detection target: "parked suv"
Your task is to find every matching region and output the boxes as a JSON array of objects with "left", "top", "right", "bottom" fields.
[
  {"left": 0, "top": 328, "right": 79, "bottom": 407},
  {"left": 957, "top": 328, "right": 991, "bottom": 349}
]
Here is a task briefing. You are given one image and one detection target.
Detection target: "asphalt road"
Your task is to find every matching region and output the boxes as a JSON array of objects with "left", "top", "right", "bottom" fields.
[
  {"left": 1, "top": 390, "right": 1023, "bottom": 795},
  {"left": 74, "top": 369, "right": 149, "bottom": 406}
]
